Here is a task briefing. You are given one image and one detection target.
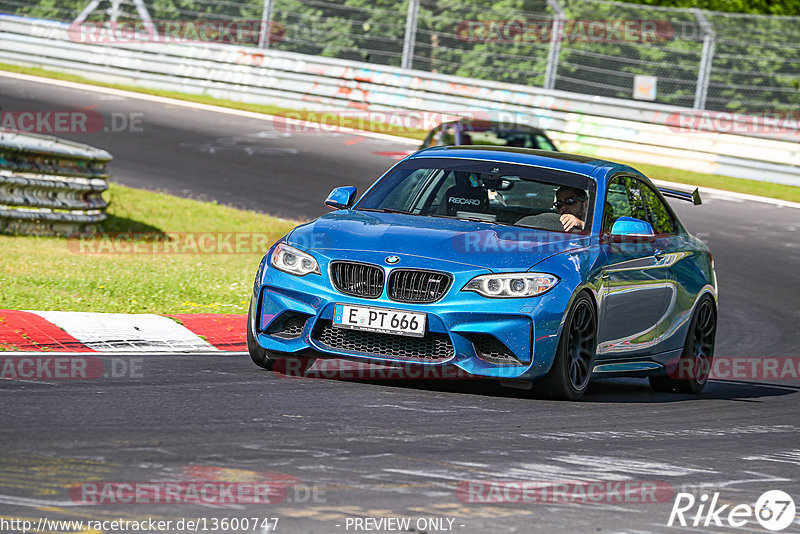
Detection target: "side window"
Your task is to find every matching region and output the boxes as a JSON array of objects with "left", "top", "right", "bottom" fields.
[
  {"left": 603, "top": 176, "right": 631, "bottom": 233},
  {"left": 603, "top": 176, "right": 648, "bottom": 232},
  {"left": 534, "top": 134, "right": 556, "bottom": 151},
  {"left": 441, "top": 124, "right": 456, "bottom": 145},
  {"left": 640, "top": 183, "right": 678, "bottom": 235},
  {"left": 626, "top": 178, "right": 648, "bottom": 222},
  {"left": 423, "top": 129, "right": 436, "bottom": 148}
]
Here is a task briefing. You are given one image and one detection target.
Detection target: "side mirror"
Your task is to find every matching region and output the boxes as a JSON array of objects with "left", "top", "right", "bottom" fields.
[
  {"left": 324, "top": 186, "right": 357, "bottom": 210},
  {"left": 609, "top": 216, "right": 655, "bottom": 243}
]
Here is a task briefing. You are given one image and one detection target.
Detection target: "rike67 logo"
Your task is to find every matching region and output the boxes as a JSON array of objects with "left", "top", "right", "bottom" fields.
[{"left": 668, "top": 490, "right": 796, "bottom": 531}]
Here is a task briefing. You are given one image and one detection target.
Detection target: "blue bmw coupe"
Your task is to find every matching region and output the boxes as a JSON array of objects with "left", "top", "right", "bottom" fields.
[{"left": 248, "top": 147, "right": 717, "bottom": 400}]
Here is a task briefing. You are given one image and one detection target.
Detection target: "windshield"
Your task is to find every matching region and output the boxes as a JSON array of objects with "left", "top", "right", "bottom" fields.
[
  {"left": 465, "top": 130, "right": 556, "bottom": 150},
  {"left": 356, "top": 157, "right": 594, "bottom": 234},
  {"left": 441, "top": 126, "right": 557, "bottom": 150}
]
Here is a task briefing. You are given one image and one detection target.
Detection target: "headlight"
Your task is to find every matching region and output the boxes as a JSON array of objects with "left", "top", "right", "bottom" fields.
[
  {"left": 270, "top": 243, "right": 320, "bottom": 276},
  {"left": 462, "top": 273, "right": 558, "bottom": 298}
]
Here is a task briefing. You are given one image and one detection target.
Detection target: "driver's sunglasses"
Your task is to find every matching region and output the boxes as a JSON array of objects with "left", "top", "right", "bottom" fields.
[{"left": 553, "top": 197, "right": 582, "bottom": 209}]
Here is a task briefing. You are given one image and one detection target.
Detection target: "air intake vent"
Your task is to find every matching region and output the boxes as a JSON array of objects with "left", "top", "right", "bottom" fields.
[
  {"left": 313, "top": 320, "right": 454, "bottom": 362},
  {"left": 266, "top": 313, "right": 309, "bottom": 339},
  {"left": 470, "top": 334, "right": 522, "bottom": 365},
  {"left": 330, "top": 261, "right": 384, "bottom": 299},
  {"left": 388, "top": 269, "right": 451, "bottom": 303}
]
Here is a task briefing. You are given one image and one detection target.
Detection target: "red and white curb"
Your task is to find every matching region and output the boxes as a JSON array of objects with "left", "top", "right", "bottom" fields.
[{"left": 0, "top": 310, "right": 246, "bottom": 352}]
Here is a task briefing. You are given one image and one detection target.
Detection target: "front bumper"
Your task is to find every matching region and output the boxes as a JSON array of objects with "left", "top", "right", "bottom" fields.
[{"left": 250, "top": 260, "right": 571, "bottom": 380}]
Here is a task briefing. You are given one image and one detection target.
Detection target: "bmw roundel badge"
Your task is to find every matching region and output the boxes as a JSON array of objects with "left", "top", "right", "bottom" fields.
[{"left": 385, "top": 256, "right": 400, "bottom": 264}]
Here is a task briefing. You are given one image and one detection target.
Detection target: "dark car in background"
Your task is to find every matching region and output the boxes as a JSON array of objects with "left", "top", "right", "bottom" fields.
[{"left": 420, "top": 119, "right": 558, "bottom": 151}]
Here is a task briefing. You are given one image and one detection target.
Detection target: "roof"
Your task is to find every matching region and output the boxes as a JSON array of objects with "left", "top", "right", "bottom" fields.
[
  {"left": 441, "top": 119, "right": 549, "bottom": 134},
  {"left": 408, "top": 146, "right": 645, "bottom": 181}
]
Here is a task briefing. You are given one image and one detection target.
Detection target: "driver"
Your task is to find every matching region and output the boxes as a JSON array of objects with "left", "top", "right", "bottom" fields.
[{"left": 554, "top": 186, "right": 586, "bottom": 232}]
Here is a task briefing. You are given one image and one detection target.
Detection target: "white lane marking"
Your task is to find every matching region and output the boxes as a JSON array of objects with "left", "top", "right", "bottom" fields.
[
  {"left": 554, "top": 455, "right": 715, "bottom": 477},
  {"left": 463, "top": 460, "right": 706, "bottom": 481},
  {"left": 521, "top": 424, "right": 799, "bottom": 442},
  {"left": 365, "top": 403, "right": 509, "bottom": 414},
  {"left": 2, "top": 70, "right": 795, "bottom": 208},
  {"left": 28, "top": 311, "right": 216, "bottom": 352},
  {"left": 675, "top": 472, "right": 794, "bottom": 491},
  {"left": 0, "top": 70, "right": 420, "bottom": 146},
  {"left": 465, "top": 462, "right": 630, "bottom": 482},
  {"left": 0, "top": 493, "right": 79, "bottom": 507},
  {"left": 382, "top": 468, "right": 469, "bottom": 482},
  {"left": 365, "top": 404, "right": 461, "bottom": 414},
  {"left": 743, "top": 449, "right": 800, "bottom": 466}
]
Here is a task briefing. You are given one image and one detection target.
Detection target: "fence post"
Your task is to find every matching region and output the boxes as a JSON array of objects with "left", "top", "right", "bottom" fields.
[
  {"left": 259, "top": 0, "right": 275, "bottom": 49},
  {"left": 74, "top": 0, "right": 153, "bottom": 25},
  {"left": 544, "top": 0, "right": 564, "bottom": 90},
  {"left": 692, "top": 8, "right": 715, "bottom": 110},
  {"left": 401, "top": 0, "right": 420, "bottom": 69}
]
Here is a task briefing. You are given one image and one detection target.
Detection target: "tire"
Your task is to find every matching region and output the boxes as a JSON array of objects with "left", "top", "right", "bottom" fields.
[
  {"left": 649, "top": 296, "right": 716, "bottom": 394},
  {"left": 538, "top": 293, "right": 597, "bottom": 401},
  {"left": 247, "top": 299, "right": 274, "bottom": 370}
]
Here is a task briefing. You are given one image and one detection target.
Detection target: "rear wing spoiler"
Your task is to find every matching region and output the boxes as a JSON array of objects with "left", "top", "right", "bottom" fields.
[{"left": 658, "top": 187, "right": 702, "bottom": 206}]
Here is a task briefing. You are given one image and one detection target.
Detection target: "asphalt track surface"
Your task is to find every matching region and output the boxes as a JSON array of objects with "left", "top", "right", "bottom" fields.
[{"left": 2, "top": 74, "right": 800, "bottom": 533}]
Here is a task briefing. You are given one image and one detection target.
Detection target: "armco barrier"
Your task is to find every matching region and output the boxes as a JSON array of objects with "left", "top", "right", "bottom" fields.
[
  {"left": 0, "top": 15, "right": 797, "bottom": 186},
  {"left": 0, "top": 130, "right": 111, "bottom": 235}
]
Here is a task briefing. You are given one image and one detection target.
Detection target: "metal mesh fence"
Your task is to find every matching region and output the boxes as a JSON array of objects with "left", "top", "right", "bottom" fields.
[
  {"left": 0, "top": 0, "right": 797, "bottom": 112},
  {"left": 703, "top": 10, "right": 800, "bottom": 112},
  {"left": 0, "top": 0, "right": 263, "bottom": 22},
  {"left": 412, "top": 0, "right": 553, "bottom": 88},
  {"left": 270, "top": 0, "right": 408, "bottom": 65},
  {"left": 555, "top": 0, "right": 705, "bottom": 109}
]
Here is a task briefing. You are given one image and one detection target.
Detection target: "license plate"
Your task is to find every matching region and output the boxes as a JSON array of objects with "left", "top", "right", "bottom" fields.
[{"left": 333, "top": 304, "right": 426, "bottom": 338}]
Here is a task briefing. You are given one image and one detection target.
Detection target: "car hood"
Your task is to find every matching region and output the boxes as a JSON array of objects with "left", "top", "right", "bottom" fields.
[{"left": 286, "top": 210, "right": 591, "bottom": 272}]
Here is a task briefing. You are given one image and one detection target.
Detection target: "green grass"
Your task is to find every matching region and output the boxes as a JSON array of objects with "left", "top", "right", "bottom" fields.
[{"left": 0, "top": 184, "right": 298, "bottom": 314}]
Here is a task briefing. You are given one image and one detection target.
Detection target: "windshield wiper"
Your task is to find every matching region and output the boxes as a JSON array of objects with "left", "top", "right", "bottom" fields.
[
  {"left": 359, "top": 210, "right": 515, "bottom": 228},
  {"left": 358, "top": 208, "right": 412, "bottom": 214},
  {"left": 450, "top": 215, "right": 517, "bottom": 227}
]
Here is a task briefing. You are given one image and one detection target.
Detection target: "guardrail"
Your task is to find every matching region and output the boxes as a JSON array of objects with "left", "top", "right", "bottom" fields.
[
  {"left": 0, "top": 129, "right": 111, "bottom": 235},
  {"left": 0, "top": 15, "right": 797, "bottom": 187}
]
